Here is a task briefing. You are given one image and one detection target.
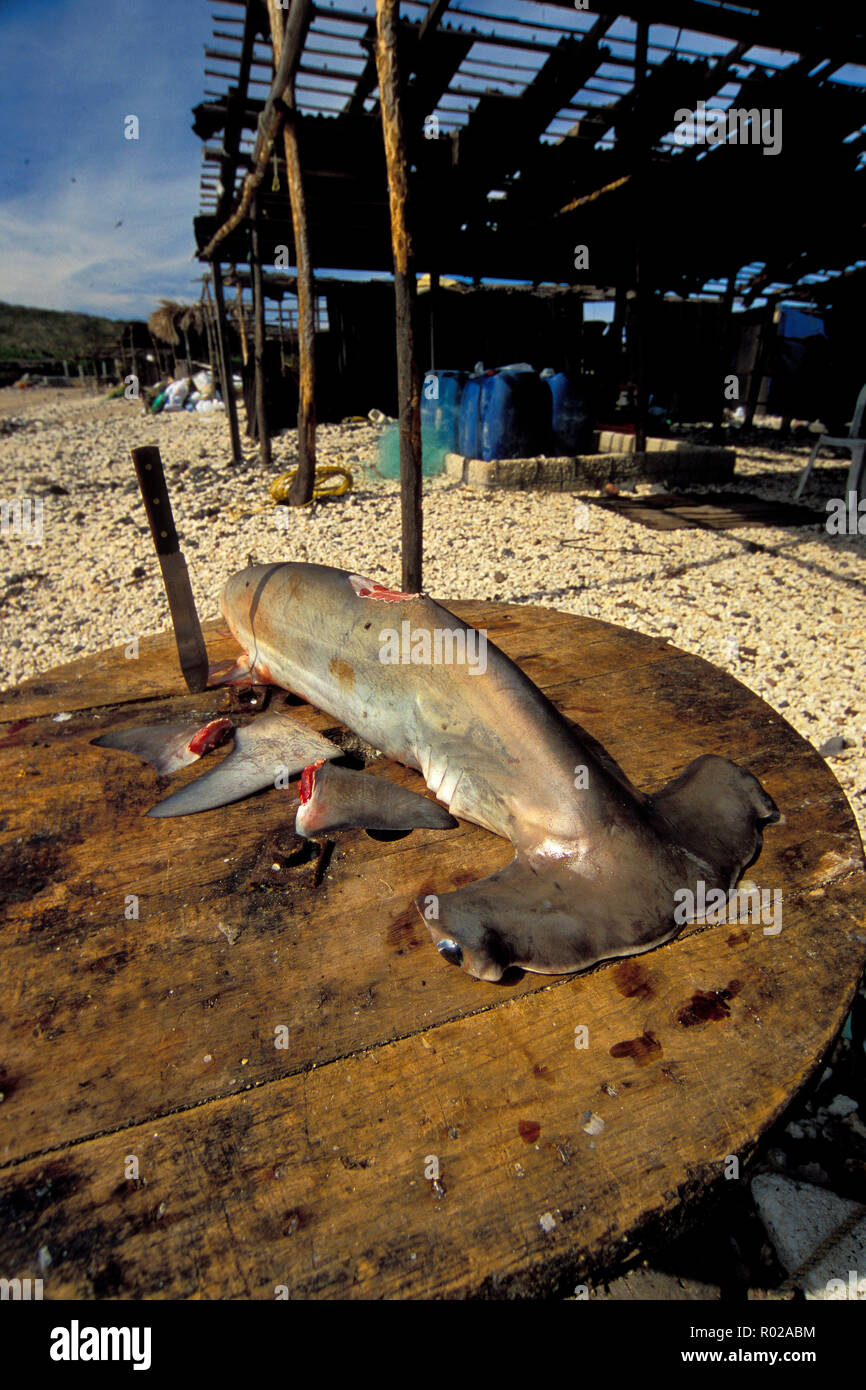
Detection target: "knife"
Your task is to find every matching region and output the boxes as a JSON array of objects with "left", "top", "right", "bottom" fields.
[{"left": 131, "top": 445, "right": 210, "bottom": 693}]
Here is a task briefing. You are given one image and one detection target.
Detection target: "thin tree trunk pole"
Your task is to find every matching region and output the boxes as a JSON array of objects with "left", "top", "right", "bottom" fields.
[
  {"left": 711, "top": 267, "right": 737, "bottom": 443},
  {"left": 250, "top": 196, "right": 272, "bottom": 467},
  {"left": 235, "top": 280, "right": 249, "bottom": 367},
  {"left": 267, "top": 0, "right": 317, "bottom": 506},
  {"left": 211, "top": 260, "right": 244, "bottom": 463},
  {"left": 375, "top": 0, "right": 423, "bottom": 592}
]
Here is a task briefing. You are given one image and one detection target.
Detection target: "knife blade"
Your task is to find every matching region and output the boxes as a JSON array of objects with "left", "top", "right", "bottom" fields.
[{"left": 131, "top": 444, "right": 210, "bottom": 693}]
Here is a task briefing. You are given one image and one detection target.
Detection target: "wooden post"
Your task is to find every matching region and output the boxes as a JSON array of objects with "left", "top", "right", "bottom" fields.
[
  {"left": 201, "top": 286, "right": 218, "bottom": 384},
  {"left": 235, "top": 279, "right": 249, "bottom": 368},
  {"left": 250, "top": 196, "right": 272, "bottom": 467},
  {"left": 633, "top": 267, "right": 649, "bottom": 453},
  {"left": 267, "top": 0, "right": 317, "bottom": 506},
  {"left": 376, "top": 0, "right": 423, "bottom": 593},
  {"left": 211, "top": 259, "right": 244, "bottom": 463},
  {"left": 277, "top": 297, "right": 286, "bottom": 369},
  {"left": 632, "top": 18, "right": 649, "bottom": 455},
  {"left": 744, "top": 298, "right": 776, "bottom": 428},
  {"left": 711, "top": 268, "right": 737, "bottom": 443},
  {"left": 429, "top": 267, "right": 439, "bottom": 371}
]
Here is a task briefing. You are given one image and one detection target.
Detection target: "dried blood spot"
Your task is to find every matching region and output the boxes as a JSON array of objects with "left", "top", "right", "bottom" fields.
[{"left": 609, "top": 1032, "right": 662, "bottom": 1067}]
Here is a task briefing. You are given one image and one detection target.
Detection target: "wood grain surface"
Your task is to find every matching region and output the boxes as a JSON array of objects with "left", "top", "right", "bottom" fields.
[{"left": 1, "top": 602, "right": 863, "bottom": 1299}]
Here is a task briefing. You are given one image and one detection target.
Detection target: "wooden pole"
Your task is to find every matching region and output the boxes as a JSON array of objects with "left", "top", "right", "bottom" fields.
[
  {"left": 250, "top": 196, "right": 272, "bottom": 467},
  {"left": 633, "top": 18, "right": 649, "bottom": 455},
  {"left": 277, "top": 297, "right": 286, "bottom": 369},
  {"left": 376, "top": 0, "right": 423, "bottom": 593},
  {"left": 429, "top": 267, "right": 439, "bottom": 371},
  {"left": 235, "top": 278, "right": 249, "bottom": 367},
  {"left": 201, "top": 284, "right": 218, "bottom": 381},
  {"left": 744, "top": 298, "right": 777, "bottom": 428},
  {"left": 711, "top": 268, "right": 737, "bottom": 444},
  {"left": 211, "top": 259, "right": 244, "bottom": 463},
  {"left": 200, "top": 0, "right": 313, "bottom": 262},
  {"left": 267, "top": 0, "right": 317, "bottom": 506}
]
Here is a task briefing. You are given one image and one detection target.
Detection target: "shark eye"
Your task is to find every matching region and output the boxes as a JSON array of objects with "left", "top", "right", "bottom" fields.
[{"left": 437, "top": 939, "right": 463, "bottom": 967}]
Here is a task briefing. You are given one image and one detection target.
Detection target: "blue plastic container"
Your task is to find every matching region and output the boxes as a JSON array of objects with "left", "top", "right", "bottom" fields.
[
  {"left": 544, "top": 372, "right": 592, "bottom": 454},
  {"left": 458, "top": 373, "right": 489, "bottom": 457},
  {"left": 480, "top": 367, "right": 550, "bottom": 461},
  {"left": 421, "top": 369, "right": 467, "bottom": 454}
]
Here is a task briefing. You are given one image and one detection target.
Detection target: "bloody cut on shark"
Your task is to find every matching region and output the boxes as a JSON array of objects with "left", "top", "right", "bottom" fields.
[{"left": 95, "top": 562, "right": 779, "bottom": 982}]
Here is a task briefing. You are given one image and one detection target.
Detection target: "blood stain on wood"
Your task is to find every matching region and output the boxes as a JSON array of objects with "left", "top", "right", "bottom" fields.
[
  {"left": 533, "top": 1063, "right": 555, "bottom": 1084},
  {"left": 609, "top": 1032, "right": 662, "bottom": 1067},
  {"left": 727, "top": 928, "right": 750, "bottom": 947},
  {"left": 613, "top": 960, "right": 654, "bottom": 1000},
  {"left": 518, "top": 1119, "right": 541, "bottom": 1143},
  {"left": 676, "top": 980, "right": 743, "bottom": 1028},
  {"left": 386, "top": 909, "right": 423, "bottom": 953}
]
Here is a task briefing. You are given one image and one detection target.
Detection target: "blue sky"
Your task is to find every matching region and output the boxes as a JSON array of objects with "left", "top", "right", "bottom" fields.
[{"left": 0, "top": 0, "right": 211, "bottom": 319}]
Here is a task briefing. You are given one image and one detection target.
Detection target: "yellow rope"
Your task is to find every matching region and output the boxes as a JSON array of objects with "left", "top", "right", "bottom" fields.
[
  {"left": 223, "top": 464, "right": 354, "bottom": 523},
  {"left": 270, "top": 465, "right": 353, "bottom": 505}
]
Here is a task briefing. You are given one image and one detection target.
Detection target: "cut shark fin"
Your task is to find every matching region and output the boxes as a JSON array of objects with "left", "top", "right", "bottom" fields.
[
  {"left": 93, "top": 718, "right": 234, "bottom": 775},
  {"left": 295, "top": 760, "right": 457, "bottom": 837},
  {"left": 419, "top": 754, "right": 780, "bottom": 982},
  {"left": 146, "top": 708, "right": 341, "bottom": 817}
]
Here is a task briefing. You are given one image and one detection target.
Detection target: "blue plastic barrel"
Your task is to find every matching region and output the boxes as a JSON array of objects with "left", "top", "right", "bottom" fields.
[
  {"left": 544, "top": 372, "right": 592, "bottom": 454},
  {"left": 421, "top": 369, "right": 467, "bottom": 454},
  {"left": 480, "top": 367, "right": 550, "bottom": 461},
  {"left": 458, "top": 373, "right": 489, "bottom": 457}
]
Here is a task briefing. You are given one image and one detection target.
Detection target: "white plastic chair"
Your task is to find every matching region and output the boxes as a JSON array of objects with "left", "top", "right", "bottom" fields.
[{"left": 794, "top": 383, "right": 866, "bottom": 500}]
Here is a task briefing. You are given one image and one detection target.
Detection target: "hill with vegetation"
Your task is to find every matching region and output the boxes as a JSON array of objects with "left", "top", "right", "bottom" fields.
[{"left": 0, "top": 301, "right": 125, "bottom": 361}]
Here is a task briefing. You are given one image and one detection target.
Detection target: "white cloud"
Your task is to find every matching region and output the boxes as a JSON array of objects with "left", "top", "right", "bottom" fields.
[{"left": 0, "top": 166, "right": 203, "bottom": 318}]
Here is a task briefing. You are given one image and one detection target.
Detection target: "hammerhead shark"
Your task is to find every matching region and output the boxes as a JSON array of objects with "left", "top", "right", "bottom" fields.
[
  {"left": 96, "top": 562, "right": 778, "bottom": 980},
  {"left": 201, "top": 562, "right": 777, "bottom": 981}
]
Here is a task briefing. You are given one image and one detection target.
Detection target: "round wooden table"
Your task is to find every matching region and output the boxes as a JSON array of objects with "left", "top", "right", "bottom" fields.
[{"left": 1, "top": 603, "right": 864, "bottom": 1299}]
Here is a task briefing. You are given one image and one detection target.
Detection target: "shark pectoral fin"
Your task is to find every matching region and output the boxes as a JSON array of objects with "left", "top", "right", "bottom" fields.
[
  {"left": 295, "top": 760, "right": 457, "bottom": 837},
  {"left": 93, "top": 718, "right": 234, "bottom": 775},
  {"left": 146, "top": 709, "right": 341, "bottom": 817},
  {"left": 418, "top": 850, "right": 683, "bottom": 983}
]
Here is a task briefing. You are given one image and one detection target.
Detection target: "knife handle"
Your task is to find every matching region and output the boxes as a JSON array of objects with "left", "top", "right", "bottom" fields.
[{"left": 131, "top": 446, "right": 179, "bottom": 556}]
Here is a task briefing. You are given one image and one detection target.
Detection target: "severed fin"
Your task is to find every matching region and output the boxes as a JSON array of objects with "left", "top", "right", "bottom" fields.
[
  {"left": 295, "top": 760, "right": 457, "bottom": 838},
  {"left": 147, "top": 708, "right": 341, "bottom": 817},
  {"left": 93, "top": 718, "right": 234, "bottom": 775}
]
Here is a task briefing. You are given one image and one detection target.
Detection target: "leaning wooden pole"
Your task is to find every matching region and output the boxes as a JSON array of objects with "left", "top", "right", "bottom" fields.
[
  {"left": 211, "top": 260, "right": 243, "bottom": 464},
  {"left": 250, "top": 196, "right": 272, "bottom": 467},
  {"left": 375, "top": 0, "right": 423, "bottom": 592},
  {"left": 267, "top": 0, "right": 317, "bottom": 505}
]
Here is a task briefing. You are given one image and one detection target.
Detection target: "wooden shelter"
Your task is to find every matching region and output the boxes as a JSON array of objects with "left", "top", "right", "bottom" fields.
[{"left": 191, "top": 0, "right": 866, "bottom": 582}]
